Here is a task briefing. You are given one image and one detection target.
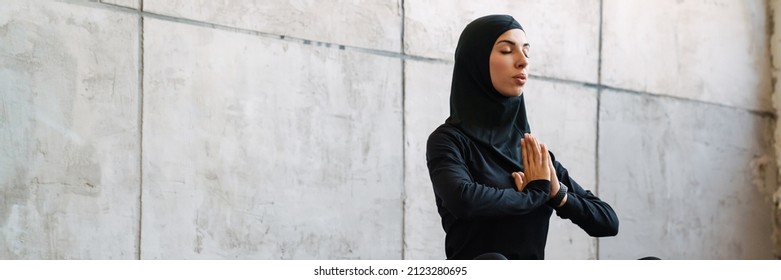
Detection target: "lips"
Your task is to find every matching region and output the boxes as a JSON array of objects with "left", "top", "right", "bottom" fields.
[{"left": 513, "top": 74, "right": 527, "bottom": 85}]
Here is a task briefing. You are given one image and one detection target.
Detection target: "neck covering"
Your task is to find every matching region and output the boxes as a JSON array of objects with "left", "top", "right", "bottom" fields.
[{"left": 445, "top": 14, "right": 531, "bottom": 169}]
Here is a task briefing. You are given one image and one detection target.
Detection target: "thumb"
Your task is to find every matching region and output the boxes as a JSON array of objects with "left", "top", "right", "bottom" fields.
[
  {"left": 513, "top": 172, "right": 523, "bottom": 184},
  {"left": 513, "top": 172, "right": 524, "bottom": 191}
]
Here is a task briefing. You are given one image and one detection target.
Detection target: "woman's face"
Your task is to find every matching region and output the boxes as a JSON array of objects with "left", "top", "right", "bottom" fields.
[{"left": 489, "top": 29, "right": 530, "bottom": 97}]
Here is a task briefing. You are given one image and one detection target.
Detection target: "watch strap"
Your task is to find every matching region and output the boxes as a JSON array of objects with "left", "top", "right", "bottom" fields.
[{"left": 547, "top": 182, "right": 568, "bottom": 207}]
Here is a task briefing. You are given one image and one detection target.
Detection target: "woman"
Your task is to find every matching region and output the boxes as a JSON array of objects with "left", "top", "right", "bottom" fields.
[{"left": 426, "top": 14, "right": 619, "bottom": 260}]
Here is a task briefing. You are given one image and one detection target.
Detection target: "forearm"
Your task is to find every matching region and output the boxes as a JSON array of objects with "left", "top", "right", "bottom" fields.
[
  {"left": 550, "top": 159, "right": 619, "bottom": 236},
  {"left": 554, "top": 190, "right": 619, "bottom": 236},
  {"left": 433, "top": 173, "right": 551, "bottom": 219}
]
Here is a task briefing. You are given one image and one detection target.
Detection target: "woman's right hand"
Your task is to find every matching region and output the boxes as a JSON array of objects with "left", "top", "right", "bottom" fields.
[{"left": 519, "top": 133, "right": 550, "bottom": 190}]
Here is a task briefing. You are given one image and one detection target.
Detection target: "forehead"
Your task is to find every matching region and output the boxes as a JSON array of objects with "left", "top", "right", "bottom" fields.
[{"left": 494, "top": 29, "right": 528, "bottom": 45}]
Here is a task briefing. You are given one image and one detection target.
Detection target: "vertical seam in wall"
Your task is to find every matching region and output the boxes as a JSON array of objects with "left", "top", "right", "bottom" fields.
[
  {"left": 400, "top": 0, "right": 407, "bottom": 260},
  {"left": 136, "top": 0, "right": 144, "bottom": 261},
  {"left": 595, "top": 0, "right": 604, "bottom": 260}
]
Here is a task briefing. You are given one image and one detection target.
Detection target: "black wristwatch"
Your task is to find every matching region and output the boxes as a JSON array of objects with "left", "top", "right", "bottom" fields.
[{"left": 547, "top": 182, "right": 568, "bottom": 208}]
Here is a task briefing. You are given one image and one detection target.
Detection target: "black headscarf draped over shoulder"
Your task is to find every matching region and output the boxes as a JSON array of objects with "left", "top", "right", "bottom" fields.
[{"left": 446, "top": 14, "right": 530, "bottom": 169}]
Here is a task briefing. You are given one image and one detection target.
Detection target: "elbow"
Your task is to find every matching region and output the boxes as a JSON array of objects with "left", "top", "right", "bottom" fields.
[
  {"left": 444, "top": 183, "right": 483, "bottom": 219},
  {"left": 591, "top": 204, "right": 619, "bottom": 237},
  {"left": 603, "top": 222, "right": 619, "bottom": 237},
  {"left": 590, "top": 218, "right": 619, "bottom": 237},
  {"left": 432, "top": 182, "right": 475, "bottom": 220},
  {"left": 604, "top": 211, "right": 620, "bottom": 236}
]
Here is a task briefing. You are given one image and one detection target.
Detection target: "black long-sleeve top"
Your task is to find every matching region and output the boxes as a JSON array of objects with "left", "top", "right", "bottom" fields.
[{"left": 426, "top": 124, "right": 619, "bottom": 260}]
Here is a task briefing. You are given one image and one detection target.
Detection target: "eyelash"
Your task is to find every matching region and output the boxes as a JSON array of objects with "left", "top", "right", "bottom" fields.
[
  {"left": 501, "top": 51, "right": 530, "bottom": 58},
  {"left": 500, "top": 50, "right": 530, "bottom": 58}
]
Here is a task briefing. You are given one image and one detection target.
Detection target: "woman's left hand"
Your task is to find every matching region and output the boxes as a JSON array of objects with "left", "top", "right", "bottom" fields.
[
  {"left": 544, "top": 144, "right": 560, "bottom": 198},
  {"left": 512, "top": 171, "right": 526, "bottom": 192}
]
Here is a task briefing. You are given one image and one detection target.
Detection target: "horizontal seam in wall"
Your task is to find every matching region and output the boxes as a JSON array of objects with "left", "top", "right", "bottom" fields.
[
  {"left": 87, "top": 0, "right": 447, "bottom": 63},
  {"left": 86, "top": 0, "right": 777, "bottom": 120},
  {"left": 533, "top": 74, "right": 776, "bottom": 119}
]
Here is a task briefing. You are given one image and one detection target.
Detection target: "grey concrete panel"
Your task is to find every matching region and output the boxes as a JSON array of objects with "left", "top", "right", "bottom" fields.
[
  {"left": 144, "top": 0, "right": 402, "bottom": 52},
  {"left": 598, "top": 90, "right": 776, "bottom": 259},
  {"left": 602, "top": 0, "right": 772, "bottom": 112},
  {"left": 101, "top": 0, "right": 139, "bottom": 9},
  {"left": 0, "top": 0, "right": 140, "bottom": 259},
  {"left": 403, "top": 61, "right": 600, "bottom": 258},
  {"left": 403, "top": 60, "right": 451, "bottom": 259},
  {"left": 404, "top": 0, "right": 600, "bottom": 83},
  {"left": 141, "top": 18, "right": 403, "bottom": 259}
]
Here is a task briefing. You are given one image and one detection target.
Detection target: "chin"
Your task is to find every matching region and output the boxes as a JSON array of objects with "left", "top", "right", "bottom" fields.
[
  {"left": 511, "top": 86, "right": 524, "bottom": 97},
  {"left": 498, "top": 87, "right": 523, "bottom": 97}
]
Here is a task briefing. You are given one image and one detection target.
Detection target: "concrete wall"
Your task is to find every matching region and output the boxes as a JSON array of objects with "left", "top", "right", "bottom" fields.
[
  {"left": 771, "top": 0, "right": 781, "bottom": 257},
  {"left": 598, "top": 0, "right": 775, "bottom": 259},
  {"left": 1, "top": 0, "right": 140, "bottom": 259},
  {"left": 1, "top": 0, "right": 776, "bottom": 259}
]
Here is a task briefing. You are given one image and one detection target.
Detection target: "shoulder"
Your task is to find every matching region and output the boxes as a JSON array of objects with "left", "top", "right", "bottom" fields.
[
  {"left": 427, "top": 123, "right": 469, "bottom": 147},
  {"left": 426, "top": 124, "right": 473, "bottom": 161}
]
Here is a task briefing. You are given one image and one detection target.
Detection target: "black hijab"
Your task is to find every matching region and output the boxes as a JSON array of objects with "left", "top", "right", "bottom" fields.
[{"left": 445, "top": 14, "right": 531, "bottom": 169}]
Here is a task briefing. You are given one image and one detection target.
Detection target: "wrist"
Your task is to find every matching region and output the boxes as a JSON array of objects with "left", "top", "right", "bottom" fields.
[
  {"left": 547, "top": 182, "right": 568, "bottom": 207},
  {"left": 556, "top": 193, "right": 568, "bottom": 208},
  {"left": 549, "top": 181, "right": 559, "bottom": 198}
]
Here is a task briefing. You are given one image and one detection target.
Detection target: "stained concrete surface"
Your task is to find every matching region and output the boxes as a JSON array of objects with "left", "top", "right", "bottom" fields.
[
  {"left": 140, "top": 18, "right": 403, "bottom": 259},
  {"left": 1, "top": 0, "right": 140, "bottom": 259},
  {"left": 100, "top": 0, "right": 139, "bottom": 9},
  {"left": 598, "top": 90, "right": 776, "bottom": 259},
  {"left": 771, "top": 0, "right": 781, "bottom": 256},
  {"left": 144, "top": 0, "right": 402, "bottom": 52},
  {"left": 402, "top": 60, "right": 451, "bottom": 260},
  {"left": 602, "top": 0, "right": 772, "bottom": 112}
]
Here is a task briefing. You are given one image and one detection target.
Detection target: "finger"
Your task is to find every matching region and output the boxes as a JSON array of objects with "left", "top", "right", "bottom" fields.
[
  {"left": 526, "top": 135, "right": 535, "bottom": 165},
  {"left": 519, "top": 171, "right": 528, "bottom": 190},
  {"left": 521, "top": 138, "right": 528, "bottom": 169},
  {"left": 513, "top": 172, "right": 523, "bottom": 190},
  {"left": 546, "top": 147, "right": 555, "bottom": 169},
  {"left": 540, "top": 144, "right": 551, "bottom": 181},
  {"left": 531, "top": 135, "right": 541, "bottom": 165},
  {"left": 548, "top": 155, "right": 556, "bottom": 176},
  {"left": 543, "top": 146, "right": 557, "bottom": 181}
]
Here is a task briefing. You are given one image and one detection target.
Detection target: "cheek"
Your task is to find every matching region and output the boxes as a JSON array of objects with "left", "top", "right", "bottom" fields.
[
  {"left": 489, "top": 57, "right": 510, "bottom": 83},
  {"left": 491, "top": 56, "right": 512, "bottom": 73}
]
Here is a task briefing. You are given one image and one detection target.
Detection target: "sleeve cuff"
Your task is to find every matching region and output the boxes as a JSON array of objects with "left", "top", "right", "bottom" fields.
[
  {"left": 525, "top": 179, "right": 551, "bottom": 195},
  {"left": 555, "top": 192, "right": 584, "bottom": 218}
]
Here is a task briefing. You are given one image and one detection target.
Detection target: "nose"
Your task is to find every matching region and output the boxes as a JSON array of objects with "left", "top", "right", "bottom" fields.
[{"left": 516, "top": 52, "right": 528, "bottom": 69}]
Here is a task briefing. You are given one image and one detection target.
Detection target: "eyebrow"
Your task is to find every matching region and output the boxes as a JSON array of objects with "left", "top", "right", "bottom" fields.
[{"left": 496, "top": 40, "right": 530, "bottom": 48}]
